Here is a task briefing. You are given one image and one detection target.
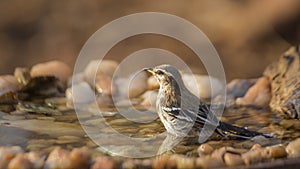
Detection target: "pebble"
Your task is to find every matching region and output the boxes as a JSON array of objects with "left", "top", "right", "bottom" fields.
[
  {"left": 14, "top": 67, "right": 31, "bottom": 86},
  {"left": 236, "top": 77, "right": 271, "bottom": 107},
  {"left": 8, "top": 154, "right": 33, "bottom": 169},
  {"left": 95, "top": 74, "right": 116, "bottom": 95},
  {"left": 30, "top": 60, "right": 72, "bottom": 86},
  {"left": 128, "top": 72, "right": 148, "bottom": 98},
  {"left": 66, "top": 82, "right": 95, "bottom": 103},
  {"left": 91, "top": 156, "right": 118, "bottom": 169},
  {"left": 227, "top": 79, "right": 256, "bottom": 98},
  {"left": 44, "top": 147, "right": 91, "bottom": 169},
  {"left": 197, "top": 143, "right": 214, "bottom": 157},
  {"left": 68, "top": 73, "right": 85, "bottom": 87},
  {"left": 147, "top": 76, "right": 159, "bottom": 90},
  {"left": 286, "top": 138, "right": 300, "bottom": 157},
  {"left": 195, "top": 156, "right": 225, "bottom": 169},
  {"left": 84, "top": 60, "right": 118, "bottom": 85},
  {"left": 140, "top": 90, "right": 158, "bottom": 111},
  {"left": 182, "top": 74, "right": 223, "bottom": 99},
  {"left": 263, "top": 145, "right": 287, "bottom": 159},
  {"left": 176, "top": 156, "right": 196, "bottom": 169},
  {"left": 116, "top": 72, "right": 148, "bottom": 98},
  {"left": 0, "top": 146, "right": 24, "bottom": 169},
  {"left": 0, "top": 75, "right": 19, "bottom": 94},
  {"left": 224, "top": 153, "right": 244, "bottom": 167}
]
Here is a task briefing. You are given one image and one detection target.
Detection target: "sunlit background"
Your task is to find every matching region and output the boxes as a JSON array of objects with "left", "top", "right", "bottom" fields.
[{"left": 0, "top": 0, "right": 299, "bottom": 80}]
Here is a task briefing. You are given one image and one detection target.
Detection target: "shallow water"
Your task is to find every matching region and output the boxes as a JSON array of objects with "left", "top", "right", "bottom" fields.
[{"left": 1, "top": 97, "right": 300, "bottom": 158}]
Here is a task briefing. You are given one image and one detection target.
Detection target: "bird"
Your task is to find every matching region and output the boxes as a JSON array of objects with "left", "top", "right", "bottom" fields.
[{"left": 143, "top": 64, "right": 272, "bottom": 141}]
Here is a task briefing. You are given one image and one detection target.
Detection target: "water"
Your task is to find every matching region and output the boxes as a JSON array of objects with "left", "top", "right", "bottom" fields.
[{"left": 1, "top": 97, "right": 300, "bottom": 158}]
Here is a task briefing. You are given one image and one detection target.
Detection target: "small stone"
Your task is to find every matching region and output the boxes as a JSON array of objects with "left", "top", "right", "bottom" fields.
[
  {"left": 0, "top": 146, "right": 24, "bottom": 169},
  {"left": 263, "top": 145, "right": 287, "bottom": 159},
  {"left": 128, "top": 72, "right": 148, "bottom": 98},
  {"left": 95, "top": 75, "right": 116, "bottom": 95},
  {"left": 8, "top": 154, "right": 33, "bottom": 169},
  {"left": 195, "top": 156, "right": 225, "bottom": 169},
  {"left": 147, "top": 76, "right": 159, "bottom": 90},
  {"left": 45, "top": 147, "right": 91, "bottom": 169},
  {"left": 236, "top": 77, "right": 271, "bottom": 107},
  {"left": 152, "top": 155, "right": 169, "bottom": 169},
  {"left": 91, "top": 156, "right": 118, "bottom": 169},
  {"left": 242, "top": 148, "right": 265, "bottom": 165},
  {"left": 286, "top": 138, "right": 300, "bottom": 157},
  {"left": 197, "top": 143, "right": 214, "bottom": 157},
  {"left": 0, "top": 75, "right": 19, "bottom": 94},
  {"left": 182, "top": 74, "right": 223, "bottom": 99},
  {"left": 66, "top": 82, "right": 95, "bottom": 103},
  {"left": 251, "top": 144, "right": 262, "bottom": 150},
  {"left": 140, "top": 90, "right": 158, "bottom": 111},
  {"left": 116, "top": 72, "right": 148, "bottom": 98},
  {"left": 68, "top": 73, "right": 85, "bottom": 87},
  {"left": 26, "top": 152, "right": 45, "bottom": 169},
  {"left": 14, "top": 67, "right": 31, "bottom": 86},
  {"left": 84, "top": 60, "right": 118, "bottom": 85},
  {"left": 224, "top": 153, "right": 244, "bottom": 167},
  {"left": 227, "top": 79, "right": 256, "bottom": 98},
  {"left": 176, "top": 156, "right": 195, "bottom": 169},
  {"left": 30, "top": 60, "right": 72, "bottom": 86}
]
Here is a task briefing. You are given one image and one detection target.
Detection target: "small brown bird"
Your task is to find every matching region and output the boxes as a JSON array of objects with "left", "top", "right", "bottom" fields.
[{"left": 144, "top": 64, "right": 272, "bottom": 141}]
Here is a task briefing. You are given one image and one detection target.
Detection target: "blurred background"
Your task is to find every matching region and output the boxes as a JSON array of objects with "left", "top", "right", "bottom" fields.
[{"left": 0, "top": 0, "right": 299, "bottom": 80}]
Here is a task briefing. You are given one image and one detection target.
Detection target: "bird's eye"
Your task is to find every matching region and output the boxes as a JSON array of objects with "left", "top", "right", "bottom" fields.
[{"left": 156, "top": 70, "right": 164, "bottom": 75}]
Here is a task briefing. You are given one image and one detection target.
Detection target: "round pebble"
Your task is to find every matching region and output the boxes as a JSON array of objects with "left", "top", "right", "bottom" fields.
[
  {"left": 66, "top": 82, "right": 95, "bottom": 103},
  {"left": 286, "top": 138, "right": 300, "bottom": 157},
  {"left": 236, "top": 77, "right": 271, "bottom": 107},
  {"left": 30, "top": 60, "right": 72, "bottom": 86}
]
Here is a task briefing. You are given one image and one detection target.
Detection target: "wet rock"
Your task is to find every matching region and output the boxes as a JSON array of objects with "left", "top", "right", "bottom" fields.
[
  {"left": 236, "top": 77, "right": 271, "bottom": 107},
  {"left": 45, "top": 147, "right": 91, "bottom": 169},
  {"left": 30, "top": 60, "right": 72, "bottom": 86},
  {"left": 197, "top": 143, "right": 214, "bottom": 157},
  {"left": 3, "top": 119, "right": 85, "bottom": 138},
  {"left": 224, "top": 153, "right": 244, "bottom": 167},
  {"left": 263, "top": 46, "right": 300, "bottom": 119},
  {"left": 286, "top": 138, "right": 300, "bottom": 157},
  {"left": 84, "top": 60, "right": 118, "bottom": 85},
  {"left": 182, "top": 74, "right": 223, "bottom": 99},
  {"left": 66, "top": 82, "right": 95, "bottom": 103},
  {"left": 0, "top": 75, "right": 19, "bottom": 94},
  {"left": 0, "top": 146, "right": 24, "bottom": 169}
]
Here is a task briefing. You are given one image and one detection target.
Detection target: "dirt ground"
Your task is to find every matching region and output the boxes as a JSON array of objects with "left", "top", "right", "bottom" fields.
[{"left": 0, "top": 0, "right": 298, "bottom": 80}]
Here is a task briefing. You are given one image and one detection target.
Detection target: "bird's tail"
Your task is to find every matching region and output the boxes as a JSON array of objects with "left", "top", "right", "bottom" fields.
[{"left": 216, "top": 122, "right": 273, "bottom": 139}]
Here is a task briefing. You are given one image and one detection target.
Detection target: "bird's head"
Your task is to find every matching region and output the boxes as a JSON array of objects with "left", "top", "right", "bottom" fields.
[{"left": 143, "top": 64, "right": 183, "bottom": 87}]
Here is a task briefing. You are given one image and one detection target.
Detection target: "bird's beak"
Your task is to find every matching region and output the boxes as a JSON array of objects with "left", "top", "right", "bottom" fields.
[{"left": 143, "top": 68, "right": 155, "bottom": 75}]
